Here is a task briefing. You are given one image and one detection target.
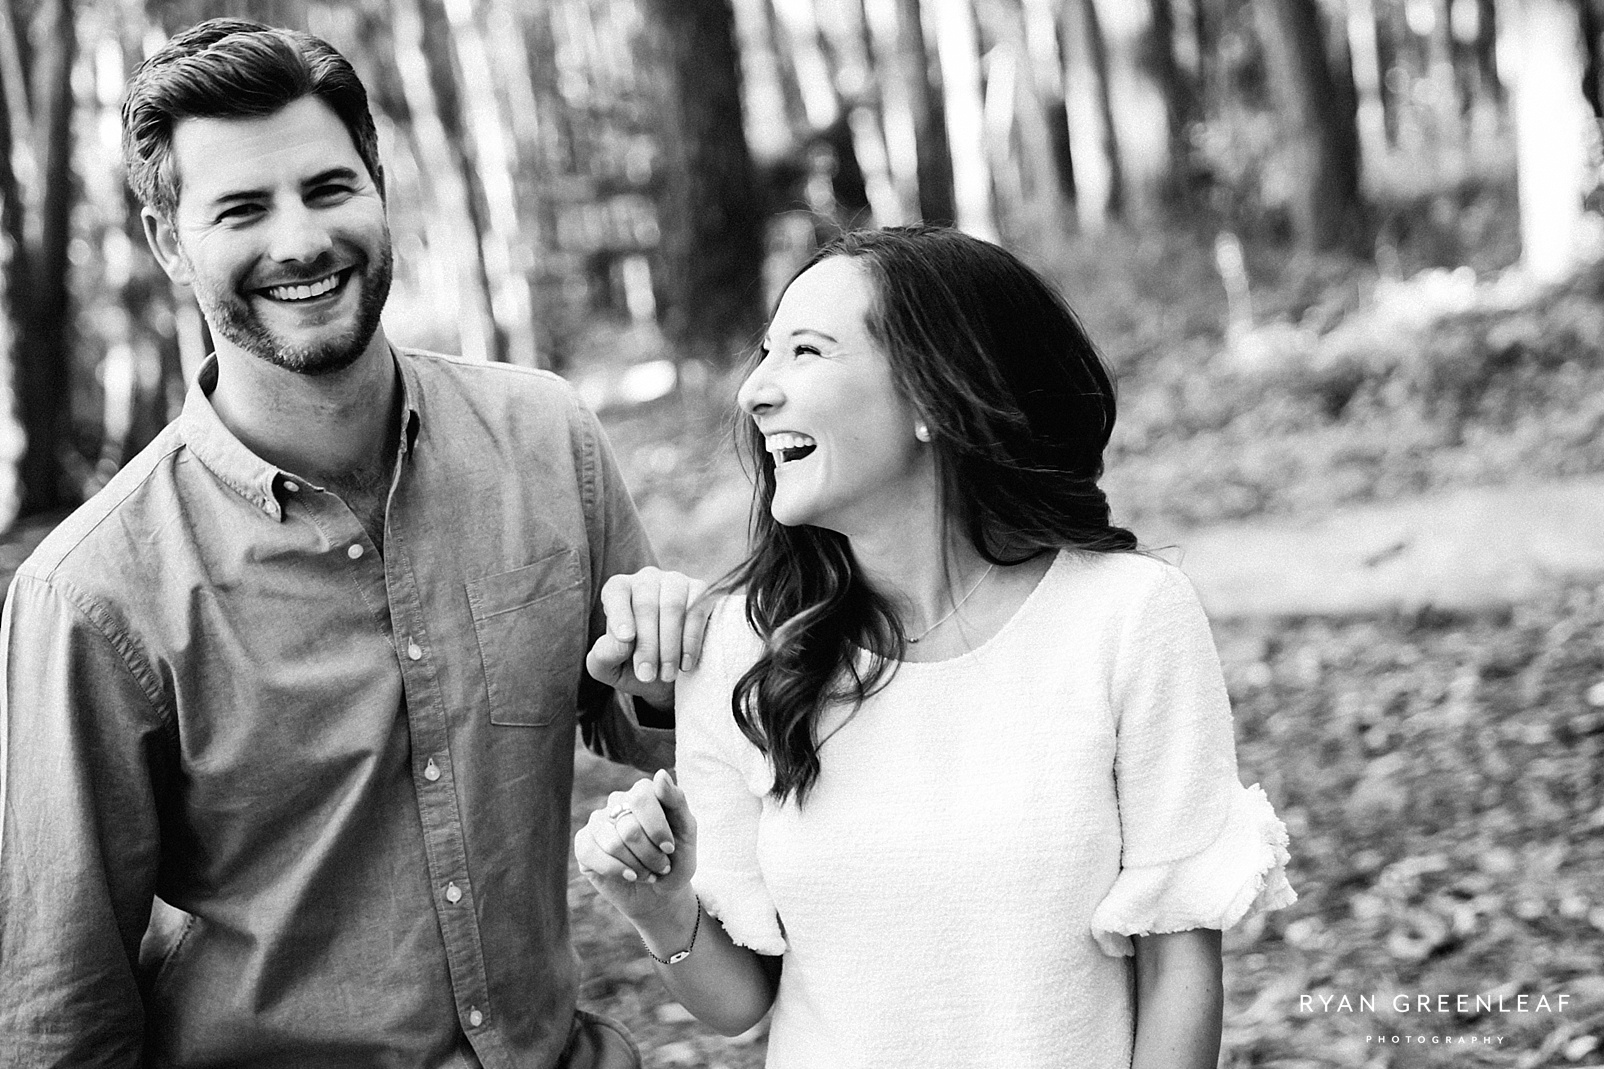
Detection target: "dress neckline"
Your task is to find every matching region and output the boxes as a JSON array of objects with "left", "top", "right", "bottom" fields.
[{"left": 885, "top": 549, "right": 1067, "bottom": 671}]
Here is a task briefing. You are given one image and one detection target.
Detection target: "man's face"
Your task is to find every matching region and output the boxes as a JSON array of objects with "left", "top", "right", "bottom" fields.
[{"left": 144, "top": 95, "right": 392, "bottom": 376}]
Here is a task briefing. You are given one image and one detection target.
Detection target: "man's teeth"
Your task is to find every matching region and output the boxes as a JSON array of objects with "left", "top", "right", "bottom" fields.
[
  {"left": 766, "top": 433, "right": 817, "bottom": 464},
  {"left": 265, "top": 273, "right": 342, "bottom": 302}
]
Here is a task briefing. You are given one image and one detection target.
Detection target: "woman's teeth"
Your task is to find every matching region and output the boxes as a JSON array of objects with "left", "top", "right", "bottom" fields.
[
  {"left": 266, "top": 273, "right": 342, "bottom": 302},
  {"left": 767, "top": 432, "right": 817, "bottom": 465}
]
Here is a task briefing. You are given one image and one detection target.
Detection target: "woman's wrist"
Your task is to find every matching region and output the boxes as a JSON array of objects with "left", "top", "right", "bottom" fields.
[{"left": 633, "top": 887, "right": 701, "bottom": 958}]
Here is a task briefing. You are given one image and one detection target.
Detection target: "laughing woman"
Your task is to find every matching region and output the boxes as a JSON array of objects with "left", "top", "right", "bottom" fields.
[{"left": 576, "top": 226, "right": 1295, "bottom": 1069}]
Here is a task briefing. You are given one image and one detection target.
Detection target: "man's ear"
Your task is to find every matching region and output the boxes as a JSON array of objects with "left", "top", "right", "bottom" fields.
[{"left": 141, "top": 207, "right": 192, "bottom": 285}]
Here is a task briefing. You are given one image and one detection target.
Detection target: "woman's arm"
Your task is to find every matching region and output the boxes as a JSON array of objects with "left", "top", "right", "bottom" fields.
[
  {"left": 1130, "top": 928, "right": 1223, "bottom": 1069},
  {"left": 576, "top": 770, "right": 778, "bottom": 1036},
  {"left": 630, "top": 883, "right": 779, "bottom": 1035}
]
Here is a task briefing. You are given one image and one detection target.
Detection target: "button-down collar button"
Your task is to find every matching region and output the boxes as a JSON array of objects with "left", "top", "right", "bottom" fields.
[
  {"left": 407, "top": 640, "right": 423, "bottom": 661},
  {"left": 468, "top": 1008, "right": 484, "bottom": 1028},
  {"left": 347, "top": 543, "right": 364, "bottom": 560},
  {"left": 445, "top": 882, "right": 462, "bottom": 904},
  {"left": 424, "top": 758, "right": 441, "bottom": 782},
  {"left": 283, "top": 481, "right": 299, "bottom": 493}
]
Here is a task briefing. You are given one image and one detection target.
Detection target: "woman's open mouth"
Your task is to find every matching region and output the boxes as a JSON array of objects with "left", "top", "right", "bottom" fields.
[{"left": 766, "top": 432, "right": 817, "bottom": 467}]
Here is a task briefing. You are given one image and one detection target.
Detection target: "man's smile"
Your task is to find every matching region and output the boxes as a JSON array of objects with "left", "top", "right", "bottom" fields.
[{"left": 255, "top": 267, "right": 352, "bottom": 304}]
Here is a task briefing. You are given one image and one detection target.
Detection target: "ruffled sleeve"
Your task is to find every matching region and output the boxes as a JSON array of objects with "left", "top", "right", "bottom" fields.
[
  {"left": 675, "top": 597, "right": 787, "bottom": 955},
  {"left": 1089, "top": 564, "right": 1295, "bottom": 958}
]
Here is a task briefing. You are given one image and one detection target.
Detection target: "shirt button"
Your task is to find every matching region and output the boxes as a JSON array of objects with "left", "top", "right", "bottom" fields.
[
  {"left": 407, "top": 640, "right": 423, "bottom": 661},
  {"left": 424, "top": 758, "right": 441, "bottom": 782},
  {"left": 347, "top": 543, "right": 364, "bottom": 560},
  {"left": 445, "top": 882, "right": 462, "bottom": 904},
  {"left": 468, "top": 1008, "right": 484, "bottom": 1028},
  {"left": 283, "top": 481, "right": 299, "bottom": 493}
]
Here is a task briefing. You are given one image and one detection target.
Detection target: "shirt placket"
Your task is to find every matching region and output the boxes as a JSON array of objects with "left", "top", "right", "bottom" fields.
[{"left": 379, "top": 475, "right": 505, "bottom": 1066}]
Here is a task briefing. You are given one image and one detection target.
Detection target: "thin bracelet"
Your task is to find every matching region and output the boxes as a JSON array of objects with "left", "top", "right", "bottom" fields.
[{"left": 644, "top": 895, "right": 701, "bottom": 965}]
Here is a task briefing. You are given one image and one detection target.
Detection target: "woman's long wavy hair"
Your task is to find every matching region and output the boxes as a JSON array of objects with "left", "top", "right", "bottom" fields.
[{"left": 723, "top": 226, "right": 1137, "bottom": 804}]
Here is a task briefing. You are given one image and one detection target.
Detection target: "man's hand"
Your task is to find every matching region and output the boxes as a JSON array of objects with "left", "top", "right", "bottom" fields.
[{"left": 587, "top": 568, "right": 712, "bottom": 709}]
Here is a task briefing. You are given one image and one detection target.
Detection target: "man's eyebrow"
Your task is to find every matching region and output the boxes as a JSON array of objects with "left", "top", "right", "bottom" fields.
[
  {"left": 204, "top": 168, "right": 364, "bottom": 208},
  {"left": 303, "top": 166, "right": 363, "bottom": 188}
]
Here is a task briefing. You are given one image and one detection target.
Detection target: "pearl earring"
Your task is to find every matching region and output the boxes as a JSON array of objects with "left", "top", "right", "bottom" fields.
[{"left": 915, "top": 424, "right": 932, "bottom": 442}]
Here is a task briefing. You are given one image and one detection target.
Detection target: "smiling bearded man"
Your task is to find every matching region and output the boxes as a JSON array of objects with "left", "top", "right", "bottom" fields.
[{"left": 0, "top": 19, "right": 701, "bottom": 1069}]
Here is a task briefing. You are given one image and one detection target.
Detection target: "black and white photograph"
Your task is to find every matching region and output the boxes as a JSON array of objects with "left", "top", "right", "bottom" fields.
[{"left": 0, "top": 0, "right": 1600, "bottom": 1067}]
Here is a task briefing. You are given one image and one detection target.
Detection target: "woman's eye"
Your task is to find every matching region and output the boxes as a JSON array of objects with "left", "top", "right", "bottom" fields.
[{"left": 794, "top": 344, "right": 821, "bottom": 358}]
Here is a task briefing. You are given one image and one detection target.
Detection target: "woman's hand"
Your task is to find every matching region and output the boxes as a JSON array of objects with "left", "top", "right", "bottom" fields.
[
  {"left": 586, "top": 568, "right": 711, "bottom": 710},
  {"left": 575, "top": 769, "right": 699, "bottom": 925}
]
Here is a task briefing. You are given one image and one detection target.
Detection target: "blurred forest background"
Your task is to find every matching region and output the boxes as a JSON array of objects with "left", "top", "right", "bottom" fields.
[{"left": 1, "top": 0, "right": 1602, "bottom": 1066}]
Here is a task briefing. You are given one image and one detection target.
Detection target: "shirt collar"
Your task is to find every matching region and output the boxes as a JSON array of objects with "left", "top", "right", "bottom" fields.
[{"left": 177, "top": 349, "right": 423, "bottom": 520}]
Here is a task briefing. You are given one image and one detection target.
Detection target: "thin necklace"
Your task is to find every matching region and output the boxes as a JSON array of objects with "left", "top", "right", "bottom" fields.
[{"left": 907, "top": 563, "right": 996, "bottom": 644}]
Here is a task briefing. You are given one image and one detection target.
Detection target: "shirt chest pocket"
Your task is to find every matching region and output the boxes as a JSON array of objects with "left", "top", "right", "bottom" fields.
[{"left": 466, "top": 548, "right": 587, "bottom": 727}]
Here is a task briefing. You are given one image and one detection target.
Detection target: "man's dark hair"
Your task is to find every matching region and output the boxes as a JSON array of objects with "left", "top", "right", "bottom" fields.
[{"left": 121, "top": 18, "right": 384, "bottom": 218}]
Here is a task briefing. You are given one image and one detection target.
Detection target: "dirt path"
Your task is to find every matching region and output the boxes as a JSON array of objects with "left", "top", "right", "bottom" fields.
[{"left": 1154, "top": 477, "right": 1604, "bottom": 619}]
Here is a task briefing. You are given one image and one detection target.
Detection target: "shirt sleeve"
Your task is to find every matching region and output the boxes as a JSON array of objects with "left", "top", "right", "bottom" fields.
[
  {"left": 0, "top": 574, "right": 174, "bottom": 1067},
  {"left": 675, "top": 598, "right": 787, "bottom": 955},
  {"left": 1088, "top": 564, "right": 1295, "bottom": 958},
  {"left": 569, "top": 398, "right": 674, "bottom": 773}
]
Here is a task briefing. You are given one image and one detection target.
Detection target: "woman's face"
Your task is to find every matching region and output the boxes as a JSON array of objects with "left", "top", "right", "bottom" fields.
[{"left": 737, "top": 256, "right": 934, "bottom": 537}]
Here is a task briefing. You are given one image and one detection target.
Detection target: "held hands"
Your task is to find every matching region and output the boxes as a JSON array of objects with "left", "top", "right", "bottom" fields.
[
  {"left": 575, "top": 769, "right": 698, "bottom": 925},
  {"left": 586, "top": 568, "right": 712, "bottom": 709}
]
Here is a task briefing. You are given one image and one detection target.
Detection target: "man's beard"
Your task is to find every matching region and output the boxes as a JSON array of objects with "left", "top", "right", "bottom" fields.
[{"left": 191, "top": 239, "right": 394, "bottom": 377}]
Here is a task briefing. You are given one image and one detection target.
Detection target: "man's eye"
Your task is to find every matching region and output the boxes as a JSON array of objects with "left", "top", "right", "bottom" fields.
[
  {"left": 311, "top": 185, "right": 354, "bottom": 202},
  {"left": 217, "top": 204, "right": 262, "bottom": 222}
]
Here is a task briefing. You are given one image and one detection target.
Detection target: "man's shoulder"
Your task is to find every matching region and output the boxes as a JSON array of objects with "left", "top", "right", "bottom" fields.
[
  {"left": 399, "top": 347, "right": 584, "bottom": 419},
  {"left": 17, "top": 423, "right": 189, "bottom": 596}
]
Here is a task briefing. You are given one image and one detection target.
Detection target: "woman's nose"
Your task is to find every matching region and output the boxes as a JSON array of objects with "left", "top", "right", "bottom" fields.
[{"left": 738, "top": 353, "right": 783, "bottom": 414}]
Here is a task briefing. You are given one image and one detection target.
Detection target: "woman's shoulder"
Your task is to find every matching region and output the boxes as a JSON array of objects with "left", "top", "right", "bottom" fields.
[
  {"left": 677, "top": 593, "right": 763, "bottom": 714},
  {"left": 1047, "top": 548, "right": 1197, "bottom": 613},
  {"left": 701, "top": 592, "right": 763, "bottom": 661}
]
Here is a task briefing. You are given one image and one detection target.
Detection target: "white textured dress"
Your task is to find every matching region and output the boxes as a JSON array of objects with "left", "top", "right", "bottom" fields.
[{"left": 675, "top": 551, "right": 1295, "bottom": 1069}]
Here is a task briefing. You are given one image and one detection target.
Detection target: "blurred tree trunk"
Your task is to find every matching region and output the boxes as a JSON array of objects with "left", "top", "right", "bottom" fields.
[
  {"left": 928, "top": 0, "right": 997, "bottom": 239},
  {"left": 391, "top": 0, "right": 499, "bottom": 363},
  {"left": 817, "top": 0, "right": 905, "bottom": 225},
  {"left": 1148, "top": 0, "right": 1192, "bottom": 206},
  {"left": 1253, "top": 0, "right": 1362, "bottom": 250},
  {"left": 732, "top": 0, "right": 801, "bottom": 162},
  {"left": 771, "top": 0, "right": 842, "bottom": 131},
  {"left": 1061, "top": 0, "right": 1120, "bottom": 231},
  {"left": 1502, "top": 0, "right": 1590, "bottom": 280},
  {"left": 1089, "top": 0, "right": 1178, "bottom": 222},
  {"left": 1020, "top": 0, "right": 1075, "bottom": 206},
  {"left": 895, "top": 0, "right": 955, "bottom": 223},
  {"left": 641, "top": 0, "right": 764, "bottom": 366},
  {"left": 980, "top": 0, "right": 1070, "bottom": 236},
  {"left": 1474, "top": 0, "right": 1502, "bottom": 102},
  {"left": 444, "top": 0, "right": 540, "bottom": 366},
  {"left": 5, "top": 0, "right": 76, "bottom": 520},
  {"left": 1345, "top": 0, "right": 1389, "bottom": 165}
]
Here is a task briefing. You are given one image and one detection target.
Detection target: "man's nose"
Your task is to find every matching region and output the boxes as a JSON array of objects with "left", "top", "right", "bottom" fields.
[{"left": 267, "top": 204, "right": 335, "bottom": 264}]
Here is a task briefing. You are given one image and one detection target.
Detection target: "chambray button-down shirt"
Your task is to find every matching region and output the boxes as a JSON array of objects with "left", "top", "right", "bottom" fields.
[{"left": 0, "top": 349, "right": 673, "bottom": 1069}]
